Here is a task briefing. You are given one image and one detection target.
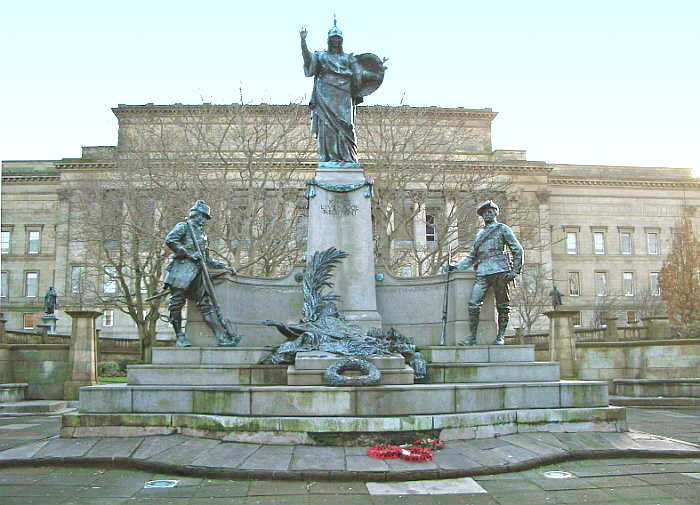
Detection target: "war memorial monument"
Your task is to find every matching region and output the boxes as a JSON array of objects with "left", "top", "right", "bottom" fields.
[{"left": 61, "top": 21, "right": 625, "bottom": 444}]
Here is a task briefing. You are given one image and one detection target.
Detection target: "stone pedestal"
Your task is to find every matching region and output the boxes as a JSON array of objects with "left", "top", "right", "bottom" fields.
[
  {"left": 306, "top": 168, "right": 381, "bottom": 328},
  {"left": 546, "top": 310, "right": 578, "bottom": 379},
  {"left": 63, "top": 310, "right": 101, "bottom": 400},
  {"left": 40, "top": 314, "right": 58, "bottom": 335}
]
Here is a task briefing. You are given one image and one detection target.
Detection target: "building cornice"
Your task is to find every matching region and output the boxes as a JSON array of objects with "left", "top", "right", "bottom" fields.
[
  {"left": 1, "top": 175, "right": 60, "bottom": 183},
  {"left": 549, "top": 177, "right": 700, "bottom": 189}
]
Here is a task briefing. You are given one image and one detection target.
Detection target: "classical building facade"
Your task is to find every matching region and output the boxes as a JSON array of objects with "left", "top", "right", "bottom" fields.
[{"left": 2, "top": 104, "right": 698, "bottom": 337}]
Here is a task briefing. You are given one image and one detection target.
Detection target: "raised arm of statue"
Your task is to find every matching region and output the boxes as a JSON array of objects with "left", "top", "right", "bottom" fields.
[{"left": 300, "top": 26, "right": 311, "bottom": 69}]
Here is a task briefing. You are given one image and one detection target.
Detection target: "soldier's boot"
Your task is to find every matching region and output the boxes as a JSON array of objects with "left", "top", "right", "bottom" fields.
[
  {"left": 458, "top": 307, "right": 480, "bottom": 346},
  {"left": 202, "top": 311, "right": 236, "bottom": 347},
  {"left": 170, "top": 311, "right": 191, "bottom": 347},
  {"left": 493, "top": 305, "right": 510, "bottom": 345}
]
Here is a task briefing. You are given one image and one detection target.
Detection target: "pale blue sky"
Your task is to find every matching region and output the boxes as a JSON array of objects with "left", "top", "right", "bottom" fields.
[{"left": 1, "top": 0, "right": 698, "bottom": 175}]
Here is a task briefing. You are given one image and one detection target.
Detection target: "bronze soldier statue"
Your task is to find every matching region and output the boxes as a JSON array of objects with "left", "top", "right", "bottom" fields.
[
  {"left": 164, "top": 200, "right": 237, "bottom": 347},
  {"left": 451, "top": 200, "right": 523, "bottom": 345}
]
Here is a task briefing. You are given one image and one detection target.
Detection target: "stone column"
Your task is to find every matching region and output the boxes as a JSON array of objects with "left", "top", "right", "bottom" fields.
[
  {"left": 604, "top": 317, "right": 619, "bottom": 341},
  {"left": 63, "top": 310, "right": 101, "bottom": 400},
  {"left": 545, "top": 310, "right": 578, "bottom": 379},
  {"left": 0, "top": 313, "right": 6, "bottom": 344},
  {"left": 306, "top": 168, "right": 382, "bottom": 328}
]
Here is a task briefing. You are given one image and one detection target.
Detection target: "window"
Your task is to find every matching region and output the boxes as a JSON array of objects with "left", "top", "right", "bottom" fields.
[
  {"left": 568, "top": 272, "right": 580, "bottom": 296},
  {"left": 571, "top": 311, "right": 582, "bottom": 327},
  {"left": 623, "top": 272, "right": 634, "bottom": 296},
  {"left": 593, "top": 232, "right": 605, "bottom": 255},
  {"left": 649, "top": 272, "right": 660, "bottom": 296},
  {"left": 425, "top": 213, "right": 436, "bottom": 243},
  {"left": 0, "top": 272, "right": 7, "bottom": 298},
  {"left": 620, "top": 231, "right": 632, "bottom": 255},
  {"left": 25, "top": 272, "right": 38, "bottom": 298},
  {"left": 647, "top": 232, "right": 658, "bottom": 255},
  {"left": 594, "top": 271, "right": 607, "bottom": 296},
  {"left": 627, "top": 311, "right": 638, "bottom": 324},
  {"left": 103, "top": 310, "right": 114, "bottom": 327},
  {"left": 566, "top": 232, "right": 577, "bottom": 255},
  {"left": 398, "top": 266, "right": 412, "bottom": 278},
  {"left": 1, "top": 231, "right": 9, "bottom": 254},
  {"left": 27, "top": 230, "right": 40, "bottom": 255},
  {"left": 103, "top": 267, "right": 117, "bottom": 294},
  {"left": 71, "top": 266, "right": 86, "bottom": 294},
  {"left": 23, "top": 313, "right": 34, "bottom": 330}
]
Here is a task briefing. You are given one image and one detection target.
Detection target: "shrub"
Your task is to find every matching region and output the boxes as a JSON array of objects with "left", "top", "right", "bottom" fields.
[{"left": 97, "top": 361, "right": 120, "bottom": 377}]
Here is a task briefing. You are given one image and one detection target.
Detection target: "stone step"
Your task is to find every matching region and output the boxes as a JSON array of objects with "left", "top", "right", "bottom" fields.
[
  {"left": 152, "top": 347, "right": 274, "bottom": 366},
  {"left": 287, "top": 364, "right": 414, "bottom": 386},
  {"left": 612, "top": 378, "right": 700, "bottom": 398},
  {"left": 79, "top": 380, "right": 608, "bottom": 417},
  {"left": 0, "top": 400, "right": 72, "bottom": 415},
  {"left": 420, "top": 345, "right": 535, "bottom": 363},
  {"left": 62, "top": 406, "right": 627, "bottom": 443},
  {"left": 294, "top": 351, "right": 405, "bottom": 370},
  {"left": 427, "top": 361, "right": 560, "bottom": 383},
  {"left": 0, "top": 383, "right": 28, "bottom": 402},
  {"left": 610, "top": 395, "right": 700, "bottom": 407},
  {"left": 128, "top": 364, "right": 287, "bottom": 386}
]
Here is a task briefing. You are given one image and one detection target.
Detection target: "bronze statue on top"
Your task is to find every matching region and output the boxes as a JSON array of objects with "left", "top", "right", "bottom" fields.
[
  {"left": 300, "top": 17, "right": 387, "bottom": 166},
  {"left": 163, "top": 200, "right": 240, "bottom": 347},
  {"left": 450, "top": 200, "right": 523, "bottom": 345}
]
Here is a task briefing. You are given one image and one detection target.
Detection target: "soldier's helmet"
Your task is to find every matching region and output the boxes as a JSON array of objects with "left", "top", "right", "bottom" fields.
[
  {"left": 189, "top": 200, "right": 211, "bottom": 219},
  {"left": 328, "top": 16, "right": 342, "bottom": 40},
  {"left": 476, "top": 200, "right": 499, "bottom": 217}
]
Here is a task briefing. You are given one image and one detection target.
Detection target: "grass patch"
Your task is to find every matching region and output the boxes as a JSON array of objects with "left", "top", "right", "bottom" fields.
[{"left": 98, "top": 376, "right": 128, "bottom": 383}]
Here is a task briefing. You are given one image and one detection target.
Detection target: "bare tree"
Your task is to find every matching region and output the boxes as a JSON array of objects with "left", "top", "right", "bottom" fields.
[
  {"left": 69, "top": 103, "right": 314, "bottom": 361},
  {"left": 659, "top": 212, "right": 700, "bottom": 325},
  {"left": 510, "top": 263, "right": 551, "bottom": 334},
  {"left": 356, "top": 106, "right": 512, "bottom": 277}
]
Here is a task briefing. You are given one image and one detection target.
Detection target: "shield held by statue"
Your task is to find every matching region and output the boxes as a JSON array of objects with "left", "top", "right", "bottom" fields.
[{"left": 352, "top": 53, "right": 386, "bottom": 100}]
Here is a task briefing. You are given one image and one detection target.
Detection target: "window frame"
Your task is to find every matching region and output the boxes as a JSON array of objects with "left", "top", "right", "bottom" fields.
[
  {"left": 649, "top": 272, "right": 660, "bottom": 296},
  {"left": 622, "top": 271, "right": 635, "bottom": 296},
  {"left": 70, "top": 265, "right": 86, "bottom": 295},
  {"left": 0, "top": 271, "right": 8, "bottom": 298},
  {"left": 103, "top": 310, "right": 114, "bottom": 327},
  {"left": 646, "top": 231, "right": 659, "bottom": 255},
  {"left": 1, "top": 230, "right": 10, "bottom": 255},
  {"left": 23, "top": 313, "right": 34, "bottom": 330},
  {"left": 592, "top": 231, "right": 605, "bottom": 255},
  {"left": 27, "top": 230, "right": 41, "bottom": 255},
  {"left": 24, "top": 271, "right": 39, "bottom": 298},
  {"left": 619, "top": 229, "right": 633, "bottom": 255},
  {"left": 566, "top": 232, "right": 578, "bottom": 255},
  {"left": 594, "top": 271, "right": 607, "bottom": 297}
]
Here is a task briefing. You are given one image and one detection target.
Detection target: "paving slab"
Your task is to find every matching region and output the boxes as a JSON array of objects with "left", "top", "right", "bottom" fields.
[
  {"left": 33, "top": 437, "right": 99, "bottom": 459},
  {"left": 189, "top": 441, "right": 260, "bottom": 469},
  {"left": 238, "top": 444, "right": 293, "bottom": 471},
  {"left": 130, "top": 434, "right": 191, "bottom": 460},
  {"left": 290, "top": 445, "right": 345, "bottom": 471},
  {"left": 145, "top": 437, "right": 222, "bottom": 466},
  {"left": 83, "top": 437, "right": 145, "bottom": 459},
  {"left": 366, "top": 476, "right": 487, "bottom": 495}
]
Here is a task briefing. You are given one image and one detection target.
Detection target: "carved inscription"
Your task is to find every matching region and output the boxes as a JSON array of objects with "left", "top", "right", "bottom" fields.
[{"left": 321, "top": 199, "right": 359, "bottom": 217}]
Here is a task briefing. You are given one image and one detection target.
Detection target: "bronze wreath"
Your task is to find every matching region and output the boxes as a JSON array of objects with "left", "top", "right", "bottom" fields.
[{"left": 323, "top": 358, "right": 381, "bottom": 386}]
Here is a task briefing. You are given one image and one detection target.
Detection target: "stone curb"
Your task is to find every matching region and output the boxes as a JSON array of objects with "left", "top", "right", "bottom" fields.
[{"left": 0, "top": 444, "right": 698, "bottom": 482}]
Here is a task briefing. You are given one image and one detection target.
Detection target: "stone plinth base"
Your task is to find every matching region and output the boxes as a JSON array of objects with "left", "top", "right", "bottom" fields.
[
  {"left": 62, "top": 405, "right": 627, "bottom": 444},
  {"left": 288, "top": 352, "right": 413, "bottom": 385},
  {"left": 546, "top": 310, "right": 578, "bottom": 379}
]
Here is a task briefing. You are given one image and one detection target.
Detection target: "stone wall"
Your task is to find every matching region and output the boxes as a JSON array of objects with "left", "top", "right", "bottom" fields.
[
  {"left": 1, "top": 344, "right": 70, "bottom": 399},
  {"left": 574, "top": 340, "right": 700, "bottom": 392},
  {"left": 187, "top": 267, "right": 494, "bottom": 347}
]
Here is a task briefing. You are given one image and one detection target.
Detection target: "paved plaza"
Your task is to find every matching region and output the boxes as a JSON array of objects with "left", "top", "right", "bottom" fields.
[{"left": 0, "top": 408, "right": 699, "bottom": 504}]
